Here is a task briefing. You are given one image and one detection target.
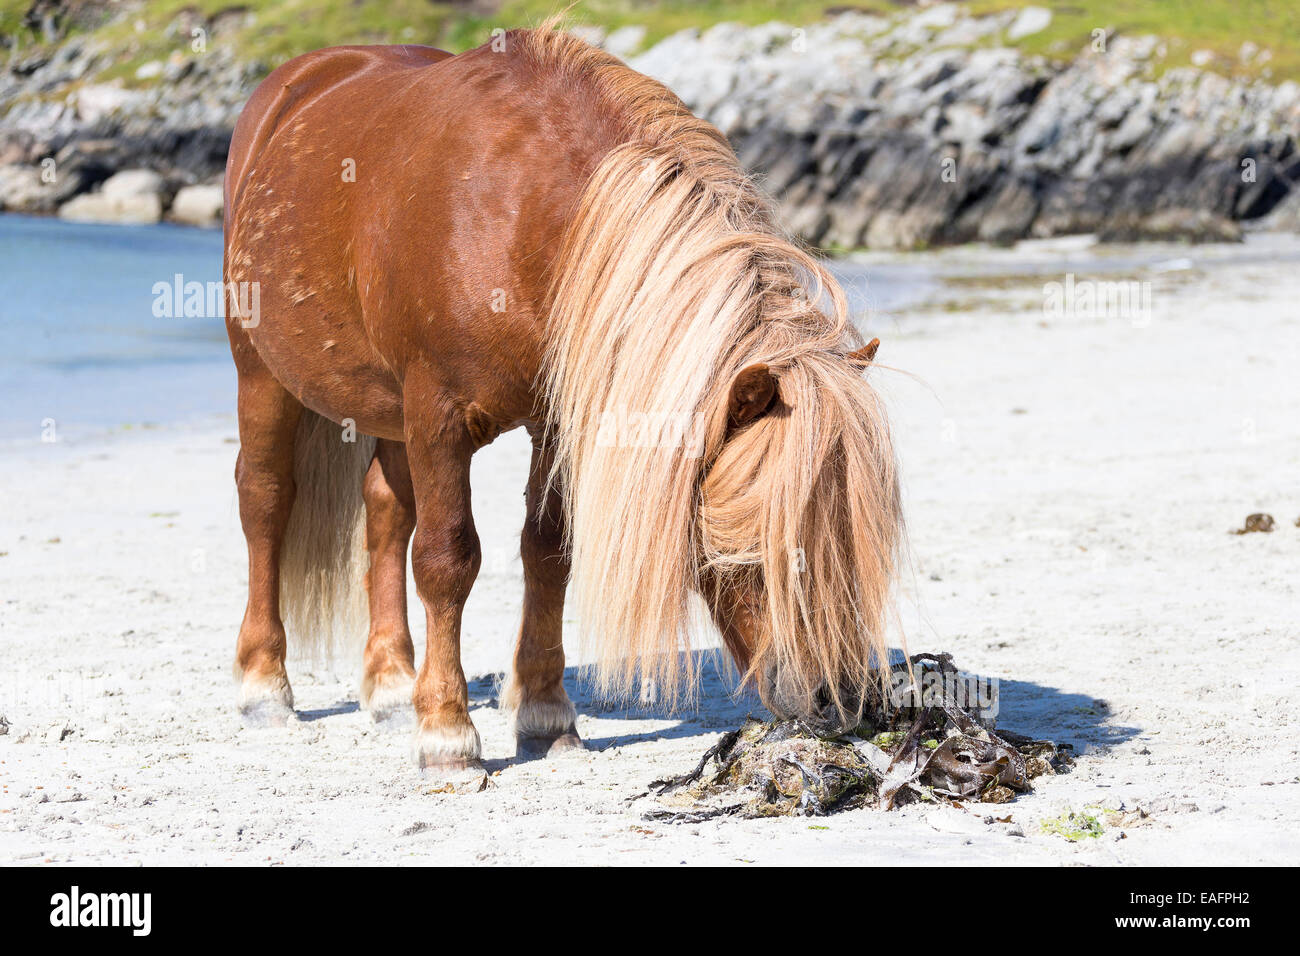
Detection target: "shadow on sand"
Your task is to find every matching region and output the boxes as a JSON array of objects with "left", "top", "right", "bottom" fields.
[
  {"left": 292, "top": 650, "right": 1140, "bottom": 761},
  {"left": 470, "top": 649, "right": 762, "bottom": 755},
  {"left": 994, "top": 678, "right": 1141, "bottom": 752},
  {"left": 298, "top": 700, "right": 361, "bottom": 722},
  {"left": 461, "top": 648, "right": 1142, "bottom": 756}
]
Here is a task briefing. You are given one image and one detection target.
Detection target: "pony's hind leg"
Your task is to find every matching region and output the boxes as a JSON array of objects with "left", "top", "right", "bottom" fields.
[
  {"left": 502, "top": 436, "right": 583, "bottom": 759},
  {"left": 232, "top": 360, "right": 303, "bottom": 726},
  {"left": 359, "top": 439, "right": 417, "bottom": 725}
]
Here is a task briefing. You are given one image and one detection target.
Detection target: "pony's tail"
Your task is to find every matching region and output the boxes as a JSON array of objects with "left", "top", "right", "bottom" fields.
[{"left": 278, "top": 410, "right": 376, "bottom": 666}]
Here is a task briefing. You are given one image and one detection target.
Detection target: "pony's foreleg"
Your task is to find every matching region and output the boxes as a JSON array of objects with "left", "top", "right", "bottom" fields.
[
  {"left": 359, "top": 439, "right": 417, "bottom": 724},
  {"left": 404, "top": 402, "right": 482, "bottom": 770},
  {"left": 232, "top": 363, "right": 303, "bottom": 726},
  {"left": 501, "top": 437, "right": 583, "bottom": 758}
]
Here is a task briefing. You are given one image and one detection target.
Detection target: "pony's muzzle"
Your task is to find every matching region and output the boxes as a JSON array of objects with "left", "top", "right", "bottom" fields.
[{"left": 761, "top": 664, "right": 861, "bottom": 736}]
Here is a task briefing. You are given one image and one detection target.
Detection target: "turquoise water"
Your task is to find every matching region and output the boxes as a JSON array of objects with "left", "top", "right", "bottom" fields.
[
  {"left": 0, "top": 214, "right": 932, "bottom": 443},
  {"left": 0, "top": 214, "right": 231, "bottom": 441}
]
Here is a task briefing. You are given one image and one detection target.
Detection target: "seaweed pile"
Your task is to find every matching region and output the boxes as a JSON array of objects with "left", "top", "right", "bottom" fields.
[{"left": 644, "top": 654, "right": 1073, "bottom": 821}]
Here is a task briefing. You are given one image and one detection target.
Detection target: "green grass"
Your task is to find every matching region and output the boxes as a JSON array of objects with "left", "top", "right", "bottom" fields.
[
  {"left": 2, "top": 1, "right": 1298, "bottom": 83},
  {"left": 966, "top": 1, "right": 1300, "bottom": 81},
  {"left": 1, "top": 1, "right": 858, "bottom": 70}
]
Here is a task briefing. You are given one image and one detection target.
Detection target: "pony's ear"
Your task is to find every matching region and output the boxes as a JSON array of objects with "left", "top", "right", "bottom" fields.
[
  {"left": 728, "top": 363, "right": 778, "bottom": 427},
  {"left": 847, "top": 338, "right": 880, "bottom": 367}
]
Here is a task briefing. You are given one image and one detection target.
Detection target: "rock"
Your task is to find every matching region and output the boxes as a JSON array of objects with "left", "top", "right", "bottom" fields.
[
  {"left": 972, "top": 177, "right": 1042, "bottom": 244},
  {"left": 568, "top": 25, "right": 605, "bottom": 49},
  {"left": 169, "top": 182, "right": 223, "bottom": 226},
  {"left": 101, "top": 168, "right": 166, "bottom": 199},
  {"left": 0, "top": 164, "right": 62, "bottom": 213},
  {"left": 604, "top": 25, "right": 646, "bottom": 59},
  {"left": 900, "top": 3, "right": 959, "bottom": 36},
  {"left": 1098, "top": 209, "right": 1243, "bottom": 244},
  {"left": 1007, "top": 6, "right": 1052, "bottom": 41},
  {"left": 59, "top": 168, "right": 166, "bottom": 225},
  {"left": 1259, "top": 187, "right": 1300, "bottom": 231},
  {"left": 73, "top": 84, "right": 147, "bottom": 123},
  {"left": 1232, "top": 513, "right": 1275, "bottom": 534}
]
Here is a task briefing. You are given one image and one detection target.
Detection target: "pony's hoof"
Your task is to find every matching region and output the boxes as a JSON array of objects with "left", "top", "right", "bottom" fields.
[
  {"left": 548, "top": 731, "right": 586, "bottom": 753},
  {"left": 412, "top": 723, "right": 482, "bottom": 771},
  {"left": 372, "top": 706, "right": 415, "bottom": 730},
  {"left": 236, "top": 669, "right": 294, "bottom": 727},
  {"left": 419, "top": 756, "right": 484, "bottom": 774},
  {"left": 240, "top": 698, "right": 297, "bottom": 728},
  {"left": 515, "top": 727, "right": 586, "bottom": 760},
  {"left": 361, "top": 676, "right": 415, "bottom": 729}
]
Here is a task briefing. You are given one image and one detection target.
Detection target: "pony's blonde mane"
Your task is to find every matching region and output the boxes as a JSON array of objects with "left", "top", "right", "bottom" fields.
[{"left": 527, "top": 26, "right": 903, "bottom": 718}]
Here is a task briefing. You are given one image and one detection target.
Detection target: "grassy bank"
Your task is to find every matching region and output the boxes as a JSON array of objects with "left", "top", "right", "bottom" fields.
[
  {"left": 2, "top": 1, "right": 1298, "bottom": 83},
  {"left": 968, "top": 0, "right": 1300, "bottom": 81}
]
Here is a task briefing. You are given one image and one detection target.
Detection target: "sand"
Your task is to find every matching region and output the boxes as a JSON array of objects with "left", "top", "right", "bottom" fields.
[{"left": 2, "top": 235, "right": 1298, "bottom": 865}]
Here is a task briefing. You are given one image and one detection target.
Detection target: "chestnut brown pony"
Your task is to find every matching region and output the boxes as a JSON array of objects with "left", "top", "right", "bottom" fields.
[{"left": 224, "top": 26, "right": 902, "bottom": 770}]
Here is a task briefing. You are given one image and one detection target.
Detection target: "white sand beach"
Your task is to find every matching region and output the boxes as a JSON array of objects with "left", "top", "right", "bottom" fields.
[{"left": 2, "top": 235, "right": 1298, "bottom": 865}]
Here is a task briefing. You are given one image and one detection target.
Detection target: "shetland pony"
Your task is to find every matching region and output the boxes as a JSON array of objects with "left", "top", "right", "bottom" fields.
[{"left": 223, "top": 26, "right": 902, "bottom": 769}]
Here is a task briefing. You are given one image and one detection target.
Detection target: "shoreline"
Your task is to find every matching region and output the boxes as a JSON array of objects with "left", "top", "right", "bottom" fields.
[{"left": 6, "top": 221, "right": 1300, "bottom": 441}]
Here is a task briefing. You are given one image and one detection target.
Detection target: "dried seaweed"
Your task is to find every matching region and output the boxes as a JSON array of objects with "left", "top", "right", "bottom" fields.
[
  {"left": 645, "top": 719, "right": 878, "bottom": 821},
  {"left": 643, "top": 653, "right": 1073, "bottom": 821}
]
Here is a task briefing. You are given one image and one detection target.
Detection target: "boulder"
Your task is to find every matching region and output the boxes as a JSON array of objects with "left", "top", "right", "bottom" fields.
[
  {"left": 58, "top": 168, "right": 166, "bottom": 225},
  {"left": 604, "top": 26, "right": 646, "bottom": 59},
  {"left": 1257, "top": 187, "right": 1300, "bottom": 232},
  {"left": 59, "top": 191, "right": 162, "bottom": 224},
  {"left": 0, "top": 164, "right": 62, "bottom": 213},
  {"left": 169, "top": 183, "right": 224, "bottom": 227},
  {"left": 101, "top": 169, "right": 166, "bottom": 199},
  {"left": 73, "top": 84, "right": 147, "bottom": 123},
  {"left": 1007, "top": 7, "right": 1052, "bottom": 41}
]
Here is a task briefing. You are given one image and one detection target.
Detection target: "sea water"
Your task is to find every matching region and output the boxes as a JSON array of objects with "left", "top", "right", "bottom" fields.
[{"left": 0, "top": 214, "right": 230, "bottom": 442}]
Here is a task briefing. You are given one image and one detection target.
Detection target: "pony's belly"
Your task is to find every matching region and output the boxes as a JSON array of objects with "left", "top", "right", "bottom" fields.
[{"left": 245, "top": 321, "right": 407, "bottom": 440}]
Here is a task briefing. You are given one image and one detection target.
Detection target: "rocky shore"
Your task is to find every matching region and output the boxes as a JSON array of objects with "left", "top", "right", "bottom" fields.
[
  {"left": 629, "top": 8, "right": 1300, "bottom": 247},
  {"left": 3, "top": 4, "right": 1299, "bottom": 245},
  {"left": 0, "top": 7, "right": 255, "bottom": 226}
]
